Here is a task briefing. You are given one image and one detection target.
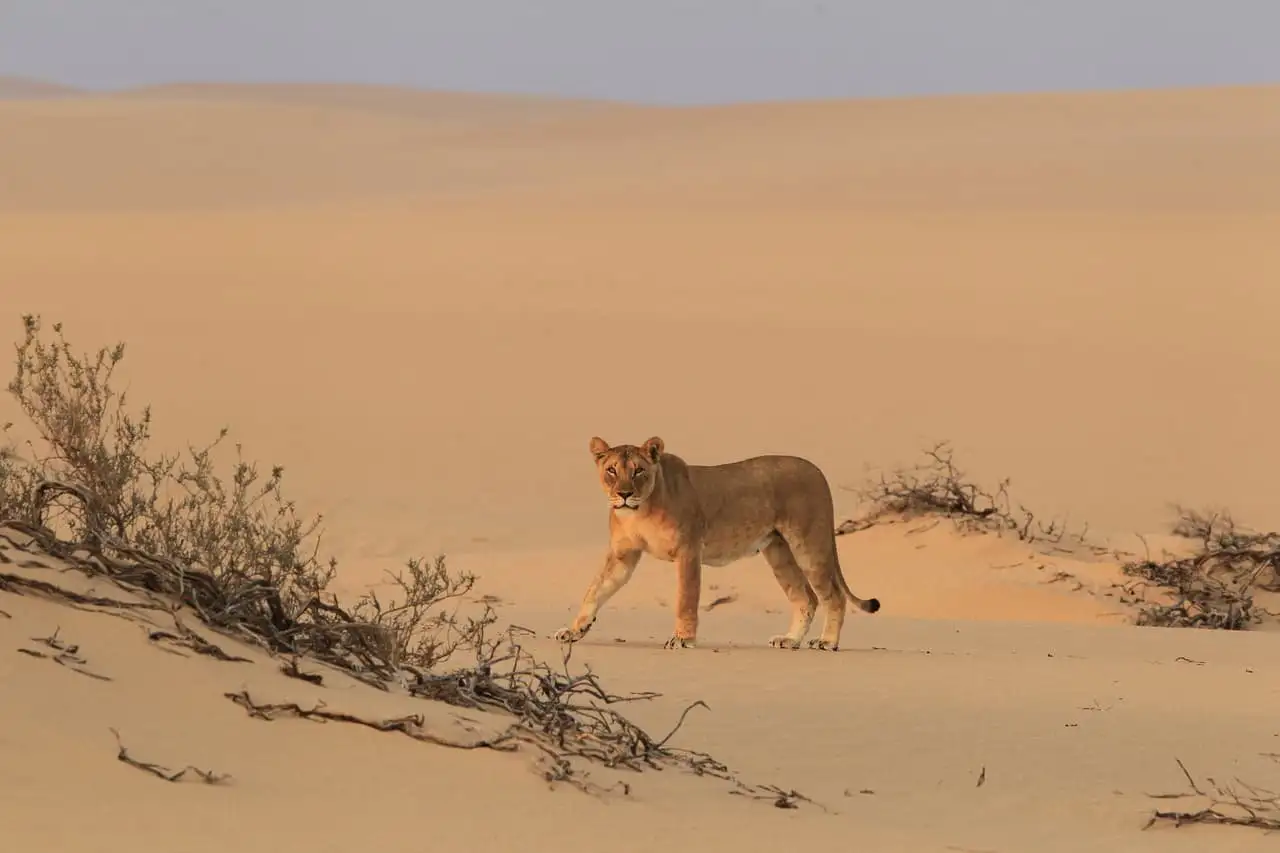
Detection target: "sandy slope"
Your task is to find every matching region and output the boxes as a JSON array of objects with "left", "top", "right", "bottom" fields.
[{"left": 3, "top": 80, "right": 1280, "bottom": 850}]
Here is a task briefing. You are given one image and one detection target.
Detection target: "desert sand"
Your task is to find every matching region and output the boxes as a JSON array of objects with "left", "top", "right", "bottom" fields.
[{"left": 3, "top": 78, "right": 1280, "bottom": 851}]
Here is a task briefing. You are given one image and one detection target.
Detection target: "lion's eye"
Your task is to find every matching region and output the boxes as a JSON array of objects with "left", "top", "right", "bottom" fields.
[
  {"left": 605, "top": 466, "right": 616, "bottom": 477},
  {"left": 633, "top": 469, "right": 646, "bottom": 479}
]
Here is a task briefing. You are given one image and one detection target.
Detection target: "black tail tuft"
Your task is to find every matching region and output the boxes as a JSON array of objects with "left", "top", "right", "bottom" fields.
[{"left": 864, "top": 597, "right": 881, "bottom": 614}]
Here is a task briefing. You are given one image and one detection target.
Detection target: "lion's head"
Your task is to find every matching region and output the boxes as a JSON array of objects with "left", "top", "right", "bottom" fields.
[{"left": 588, "top": 435, "right": 665, "bottom": 511}]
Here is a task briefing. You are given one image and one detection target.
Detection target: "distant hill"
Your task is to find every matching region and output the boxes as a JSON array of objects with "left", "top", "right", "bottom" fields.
[
  {"left": 0, "top": 76, "right": 81, "bottom": 98},
  {"left": 111, "top": 81, "right": 641, "bottom": 122}
]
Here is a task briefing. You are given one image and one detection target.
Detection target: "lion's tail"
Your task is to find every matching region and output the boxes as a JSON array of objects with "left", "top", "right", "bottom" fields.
[{"left": 837, "top": 572, "right": 881, "bottom": 614}]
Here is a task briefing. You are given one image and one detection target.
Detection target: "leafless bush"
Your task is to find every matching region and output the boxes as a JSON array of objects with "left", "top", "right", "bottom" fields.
[
  {"left": 837, "top": 441, "right": 1080, "bottom": 546},
  {"left": 1119, "top": 505, "right": 1280, "bottom": 630}
]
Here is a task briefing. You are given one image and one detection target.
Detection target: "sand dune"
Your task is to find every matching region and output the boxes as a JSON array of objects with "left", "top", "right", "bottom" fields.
[{"left": 4, "top": 81, "right": 1280, "bottom": 850}]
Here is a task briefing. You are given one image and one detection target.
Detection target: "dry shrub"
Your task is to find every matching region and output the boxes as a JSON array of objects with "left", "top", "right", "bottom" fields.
[
  {"left": 837, "top": 441, "right": 1081, "bottom": 546},
  {"left": 1120, "top": 505, "right": 1280, "bottom": 630},
  {"left": 1, "top": 314, "right": 488, "bottom": 674}
]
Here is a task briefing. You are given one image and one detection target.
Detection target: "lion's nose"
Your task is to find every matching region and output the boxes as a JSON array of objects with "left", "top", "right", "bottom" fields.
[{"left": 616, "top": 489, "right": 634, "bottom": 499}]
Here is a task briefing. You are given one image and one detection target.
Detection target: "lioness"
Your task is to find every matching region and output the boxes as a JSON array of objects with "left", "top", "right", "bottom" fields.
[{"left": 554, "top": 436, "right": 880, "bottom": 650}]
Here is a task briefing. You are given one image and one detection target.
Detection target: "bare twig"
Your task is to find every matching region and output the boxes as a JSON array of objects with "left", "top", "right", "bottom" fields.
[
  {"left": 1144, "top": 758, "right": 1280, "bottom": 831},
  {"left": 280, "top": 656, "right": 324, "bottom": 685},
  {"left": 703, "top": 593, "right": 737, "bottom": 612},
  {"left": 110, "top": 728, "right": 229, "bottom": 784},
  {"left": 17, "top": 627, "right": 113, "bottom": 680},
  {"left": 729, "top": 783, "right": 826, "bottom": 811},
  {"left": 146, "top": 613, "right": 251, "bottom": 663},
  {"left": 225, "top": 689, "right": 518, "bottom": 751}
]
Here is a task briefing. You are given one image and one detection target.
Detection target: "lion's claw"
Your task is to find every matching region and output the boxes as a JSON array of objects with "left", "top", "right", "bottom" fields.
[
  {"left": 664, "top": 635, "right": 696, "bottom": 650},
  {"left": 806, "top": 639, "right": 839, "bottom": 651},
  {"left": 554, "top": 623, "right": 590, "bottom": 643},
  {"left": 769, "top": 636, "right": 801, "bottom": 649}
]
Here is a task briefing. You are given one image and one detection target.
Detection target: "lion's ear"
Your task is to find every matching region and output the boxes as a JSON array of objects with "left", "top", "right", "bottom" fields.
[
  {"left": 589, "top": 436, "right": 611, "bottom": 460},
  {"left": 642, "top": 436, "right": 665, "bottom": 462}
]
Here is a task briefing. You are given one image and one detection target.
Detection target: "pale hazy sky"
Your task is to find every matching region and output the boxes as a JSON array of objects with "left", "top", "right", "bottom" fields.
[{"left": 2, "top": 0, "right": 1277, "bottom": 105}]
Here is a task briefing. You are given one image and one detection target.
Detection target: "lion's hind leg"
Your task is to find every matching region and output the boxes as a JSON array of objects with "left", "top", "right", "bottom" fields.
[
  {"left": 762, "top": 535, "right": 817, "bottom": 649},
  {"left": 784, "top": 535, "right": 847, "bottom": 651}
]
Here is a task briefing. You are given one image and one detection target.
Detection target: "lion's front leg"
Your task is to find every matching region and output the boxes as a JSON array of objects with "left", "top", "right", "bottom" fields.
[
  {"left": 554, "top": 548, "right": 641, "bottom": 644},
  {"left": 665, "top": 549, "right": 703, "bottom": 649}
]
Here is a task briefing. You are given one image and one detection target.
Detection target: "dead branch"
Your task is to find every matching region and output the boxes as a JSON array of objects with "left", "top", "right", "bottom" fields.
[
  {"left": 729, "top": 783, "right": 825, "bottom": 810},
  {"left": 1144, "top": 758, "right": 1280, "bottom": 831},
  {"left": 110, "top": 728, "right": 229, "bottom": 784},
  {"left": 0, "top": 568, "right": 164, "bottom": 613},
  {"left": 280, "top": 656, "right": 324, "bottom": 685},
  {"left": 409, "top": 642, "right": 687, "bottom": 770},
  {"left": 16, "top": 627, "right": 113, "bottom": 681},
  {"left": 147, "top": 613, "right": 251, "bottom": 663},
  {"left": 225, "top": 689, "right": 519, "bottom": 752}
]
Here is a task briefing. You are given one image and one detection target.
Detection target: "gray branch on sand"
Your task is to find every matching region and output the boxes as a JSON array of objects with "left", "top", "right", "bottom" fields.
[{"left": 0, "top": 479, "right": 815, "bottom": 807}]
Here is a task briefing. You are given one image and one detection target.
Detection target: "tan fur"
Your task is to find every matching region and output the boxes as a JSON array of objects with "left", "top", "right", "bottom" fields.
[{"left": 554, "top": 436, "right": 881, "bottom": 651}]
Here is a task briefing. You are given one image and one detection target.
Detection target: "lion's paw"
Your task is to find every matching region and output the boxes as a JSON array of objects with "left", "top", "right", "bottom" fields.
[
  {"left": 553, "top": 617, "right": 595, "bottom": 644},
  {"left": 769, "top": 635, "right": 801, "bottom": 649},
  {"left": 806, "top": 638, "right": 839, "bottom": 652},
  {"left": 663, "top": 635, "right": 696, "bottom": 650}
]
